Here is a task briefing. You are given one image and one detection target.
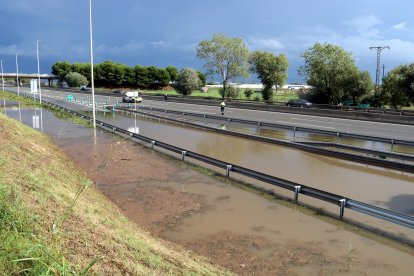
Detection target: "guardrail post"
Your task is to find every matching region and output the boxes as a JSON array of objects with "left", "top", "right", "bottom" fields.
[
  {"left": 226, "top": 165, "right": 233, "bottom": 178},
  {"left": 151, "top": 141, "right": 156, "bottom": 149},
  {"left": 336, "top": 132, "right": 340, "bottom": 142},
  {"left": 228, "top": 118, "right": 231, "bottom": 123},
  {"left": 293, "top": 126, "right": 297, "bottom": 138},
  {"left": 339, "top": 199, "right": 346, "bottom": 219},
  {"left": 294, "top": 185, "right": 301, "bottom": 202},
  {"left": 181, "top": 151, "right": 187, "bottom": 161},
  {"left": 390, "top": 139, "right": 395, "bottom": 151},
  {"left": 112, "top": 127, "right": 116, "bottom": 133}
]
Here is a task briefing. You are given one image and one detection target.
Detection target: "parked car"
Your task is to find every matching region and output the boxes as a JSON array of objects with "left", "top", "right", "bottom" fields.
[
  {"left": 340, "top": 100, "right": 371, "bottom": 109},
  {"left": 112, "top": 90, "right": 125, "bottom": 94},
  {"left": 286, "top": 99, "right": 312, "bottom": 108},
  {"left": 122, "top": 91, "right": 143, "bottom": 103},
  {"left": 80, "top": 85, "right": 91, "bottom": 91}
]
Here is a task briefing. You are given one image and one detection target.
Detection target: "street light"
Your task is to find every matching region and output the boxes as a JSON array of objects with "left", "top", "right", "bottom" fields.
[
  {"left": 1, "top": 59, "right": 4, "bottom": 92},
  {"left": 36, "top": 40, "right": 42, "bottom": 104},
  {"left": 16, "top": 53, "right": 20, "bottom": 96},
  {"left": 89, "top": 0, "right": 96, "bottom": 128}
]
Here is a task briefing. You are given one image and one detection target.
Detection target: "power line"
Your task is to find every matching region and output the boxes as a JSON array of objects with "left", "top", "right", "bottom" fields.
[{"left": 369, "top": 46, "right": 390, "bottom": 86}]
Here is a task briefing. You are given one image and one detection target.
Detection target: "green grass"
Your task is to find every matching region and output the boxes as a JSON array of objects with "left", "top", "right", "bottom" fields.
[
  {"left": 141, "top": 87, "right": 299, "bottom": 102},
  {"left": 0, "top": 111, "right": 229, "bottom": 275}
]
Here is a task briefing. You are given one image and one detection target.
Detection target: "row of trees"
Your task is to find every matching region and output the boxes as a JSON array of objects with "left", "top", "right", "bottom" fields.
[
  {"left": 197, "top": 34, "right": 413, "bottom": 107},
  {"left": 51, "top": 61, "right": 206, "bottom": 90},
  {"left": 196, "top": 33, "right": 289, "bottom": 100}
]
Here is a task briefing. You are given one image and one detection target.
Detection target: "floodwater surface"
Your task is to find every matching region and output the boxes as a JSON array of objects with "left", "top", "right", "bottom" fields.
[
  {"left": 92, "top": 111, "right": 414, "bottom": 217},
  {"left": 2, "top": 104, "right": 414, "bottom": 275}
]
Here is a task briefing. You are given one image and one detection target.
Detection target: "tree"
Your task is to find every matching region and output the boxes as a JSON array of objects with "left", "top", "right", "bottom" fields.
[
  {"left": 382, "top": 63, "right": 414, "bottom": 108},
  {"left": 51, "top": 61, "right": 73, "bottom": 80},
  {"left": 299, "top": 43, "right": 359, "bottom": 104},
  {"left": 135, "top": 65, "right": 150, "bottom": 89},
  {"left": 249, "top": 51, "right": 289, "bottom": 101},
  {"left": 72, "top": 62, "right": 91, "bottom": 82},
  {"left": 197, "top": 33, "right": 250, "bottom": 98},
  {"left": 345, "top": 70, "right": 373, "bottom": 104},
  {"left": 197, "top": 70, "right": 206, "bottom": 86},
  {"left": 166, "top": 66, "right": 178, "bottom": 82},
  {"left": 65, "top": 72, "right": 88, "bottom": 87},
  {"left": 174, "top": 68, "right": 201, "bottom": 96}
]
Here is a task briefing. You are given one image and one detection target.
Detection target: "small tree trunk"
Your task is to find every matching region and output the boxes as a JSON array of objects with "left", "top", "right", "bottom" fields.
[{"left": 222, "top": 81, "right": 227, "bottom": 100}]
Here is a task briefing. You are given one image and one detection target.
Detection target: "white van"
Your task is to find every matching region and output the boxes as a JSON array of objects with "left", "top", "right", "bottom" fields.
[{"left": 122, "top": 91, "right": 143, "bottom": 103}]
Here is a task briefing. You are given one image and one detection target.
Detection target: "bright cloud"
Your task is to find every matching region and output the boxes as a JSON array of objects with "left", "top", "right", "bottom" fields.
[
  {"left": 341, "top": 15, "right": 383, "bottom": 38},
  {"left": 392, "top": 22, "right": 407, "bottom": 31},
  {"left": 247, "top": 37, "right": 285, "bottom": 51}
]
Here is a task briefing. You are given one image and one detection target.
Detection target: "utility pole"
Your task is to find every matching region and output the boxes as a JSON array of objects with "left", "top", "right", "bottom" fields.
[
  {"left": 369, "top": 46, "right": 390, "bottom": 86},
  {"left": 382, "top": 64, "right": 385, "bottom": 80}
]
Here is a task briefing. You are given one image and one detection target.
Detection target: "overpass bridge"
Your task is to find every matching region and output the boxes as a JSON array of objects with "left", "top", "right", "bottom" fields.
[{"left": 1, "top": 73, "right": 59, "bottom": 86}]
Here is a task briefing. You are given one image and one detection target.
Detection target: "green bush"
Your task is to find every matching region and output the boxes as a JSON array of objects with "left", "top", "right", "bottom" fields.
[
  {"left": 174, "top": 68, "right": 202, "bottom": 96},
  {"left": 219, "top": 85, "right": 240, "bottom": 99},
  {"left": 244, "top": 89, "right": 254, "bottom": 99},
  {"left": 65, "top": 72, "right": 88, "bottom": 88},
  {"left": 253, "top": 95, "right": 261, "bottom": 101},
  {"left": 261, "top": 86, "right": 273, "bottom": 101}
]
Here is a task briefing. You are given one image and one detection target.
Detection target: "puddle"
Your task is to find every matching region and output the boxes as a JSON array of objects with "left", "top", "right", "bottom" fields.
[{"left": 2, "top": 102, "right": 414, "bottom": 275}]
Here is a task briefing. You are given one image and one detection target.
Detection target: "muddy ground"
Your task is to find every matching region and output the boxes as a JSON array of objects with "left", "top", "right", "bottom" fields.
[{"left": 56, "top": 132, "right": 405, "bottom": 275}]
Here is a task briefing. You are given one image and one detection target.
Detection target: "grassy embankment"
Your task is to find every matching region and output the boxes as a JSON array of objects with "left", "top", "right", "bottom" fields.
[
  {"left": 140, "top": 87, "right": 299, "bottom": 102},
  {"left": 0, "top": 111, "right": 228, "bottom": 275}
]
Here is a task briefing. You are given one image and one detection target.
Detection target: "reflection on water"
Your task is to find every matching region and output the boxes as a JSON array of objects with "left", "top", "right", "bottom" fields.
[
  {"left": 3, "top": 106, "right": 414, "bottom": 220},
  {"left": 147, "top": 110, "right": 414, "bottom": 154},
  {"left": 2, "top": 103, "right": 414, "bottom": 275}
]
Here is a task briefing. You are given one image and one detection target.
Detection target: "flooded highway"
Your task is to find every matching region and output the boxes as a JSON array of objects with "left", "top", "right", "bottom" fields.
[
  {"left": 2, "top": 102, "right": 414, "bottom": 275},
  {"left": 90, "top": 111, "right": 414, "bottom": 213}
]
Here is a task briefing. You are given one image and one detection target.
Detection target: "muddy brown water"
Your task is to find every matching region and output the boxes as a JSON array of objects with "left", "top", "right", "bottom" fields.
[
  {"left": 91, "top": 112, "right": 414, "bottom": 214},
  {"left": 133, "top": 109, "right": 414, "bottom": 155},
  {"left": 2, "top": 106, "right": 414, "bottom": 275}
]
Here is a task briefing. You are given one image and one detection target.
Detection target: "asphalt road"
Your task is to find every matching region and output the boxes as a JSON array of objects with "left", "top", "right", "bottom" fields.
[{"left": 9, "top": 87, "right": 414, "bottom": 142}]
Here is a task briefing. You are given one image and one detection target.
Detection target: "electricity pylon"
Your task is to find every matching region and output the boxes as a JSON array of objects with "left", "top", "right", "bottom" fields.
[{"left": 369, "top": 46, "right": 390, "bottom": 86}]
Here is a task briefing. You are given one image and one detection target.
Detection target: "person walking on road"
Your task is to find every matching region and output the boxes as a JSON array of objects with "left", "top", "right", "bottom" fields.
[{"left": 220, "top": 101, "right": 226, "bottom": 115}]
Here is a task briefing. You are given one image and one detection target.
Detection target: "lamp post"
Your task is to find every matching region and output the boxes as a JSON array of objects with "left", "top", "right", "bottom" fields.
[
  {"left": 16, "top": 53, "right": 20, "bottom": 96},
  {"left": 1, "top": 59, "right": 4, "bottom": 92},
  {"left": 36, "top": 40, "right": 42, "bottom": 104},
  {"left": 89, "top": 0, "right": 96, "bottom": 128}
]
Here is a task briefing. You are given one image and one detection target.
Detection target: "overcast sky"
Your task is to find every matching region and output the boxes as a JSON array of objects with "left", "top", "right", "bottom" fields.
[{"left": 1, "top": 0, "right": 413, "bottom": 83}]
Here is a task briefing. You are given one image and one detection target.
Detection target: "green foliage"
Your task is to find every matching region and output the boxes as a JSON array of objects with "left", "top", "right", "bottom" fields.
[
  {"left": 135, "top": 65, "right": 151, "bottom": 89},
  {"left": 244, "top": 88, "right": 254, "bottom": 99},
  {"left": 51, "top": 61, "right": 72, "bottom": 80},
  {"left": 65, "top": 72, "right": 88, "bottom": 88},
  {"left": 165, "top": 66, "right": 178, "bottom": 82},
  {"left": 72, "top": 63, "right": 91, "bottom": 82},
  {"left": 249, "top": 51, "right": 289, "bottom": 93},
  {"left": 299, "top": 43, "right": 361, "bottom": 104},
  {"left": 219, "top": 85, "right": 240, "bottom": 99},
  {"left": 381, "top": 63, "right": 414, "bottom": 108},
  {"left": 261, "top": 86, "right": 274, "bottom": 102},
  {"left": 174, "top": 68, "right": 202, "bottom": 96},
  {"left": 197, "top": 33, "right": 250, "bottom": 98},
  {"left": 345, "top": 70, "right": 374, "bottom": 104},
  {"left": 197, "top": 70, "right": 207, "bottom": 86}
]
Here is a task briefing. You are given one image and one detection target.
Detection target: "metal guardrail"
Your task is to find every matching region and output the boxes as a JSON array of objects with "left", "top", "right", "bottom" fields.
[
  {"left": 131, "top": 105, "right": 414, "bottom": 147},
  {"left": 112, "top": 106, "right": 414, "bottom": 173},
  {"left": 12, "top": 90, "right": 414, "bottom": 230}
]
